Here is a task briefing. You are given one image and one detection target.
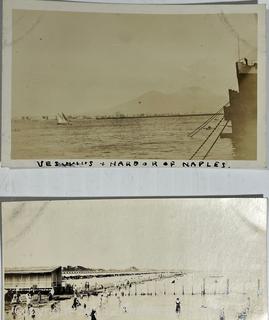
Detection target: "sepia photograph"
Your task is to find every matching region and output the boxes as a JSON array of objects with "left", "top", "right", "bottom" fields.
[
  {"left": 1, "top": 1, "right": 266, "bottom": 167},
  {"left": 1, "top": 198, "right": 267, "bottom": 319}
]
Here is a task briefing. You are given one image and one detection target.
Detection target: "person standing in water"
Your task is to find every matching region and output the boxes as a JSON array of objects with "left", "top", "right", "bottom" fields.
[
  {"left": 90, "top": 309, "right": 97, "bottom": 320},
  {"left": 72, "top": 296, "right": 81, "bottom": 310},
  {"left": 175, "top": 298, "right": 181, "bottom": 313},
  {"left": 219, "top": 308, "right": 225, "bottom": 320}
]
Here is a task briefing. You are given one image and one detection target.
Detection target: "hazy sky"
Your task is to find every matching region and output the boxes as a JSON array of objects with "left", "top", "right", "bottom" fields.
[
  {"left": 2, "top": 199, "right": 266, "bottom": 274},
  {"left": 12, "top": 9, "right": 257, "bottom": 117}
]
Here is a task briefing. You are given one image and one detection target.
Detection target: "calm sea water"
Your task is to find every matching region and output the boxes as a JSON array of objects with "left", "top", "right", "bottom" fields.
[
  {"left": 11, "top": 116, "right": 235, "bottom": 160},
  {"left": 5, "top": 272, "right": 265, "bottom": 320}
]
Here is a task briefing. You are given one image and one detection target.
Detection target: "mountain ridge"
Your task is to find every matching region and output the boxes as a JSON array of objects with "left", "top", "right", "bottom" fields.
[{"left": 105, "top": 87, "right": 226, "bottom": 116}]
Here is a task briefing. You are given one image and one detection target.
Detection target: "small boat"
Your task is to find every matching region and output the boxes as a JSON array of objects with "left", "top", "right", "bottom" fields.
[{"left": 57, "top": 112, "right": 71, "bottom": 125}]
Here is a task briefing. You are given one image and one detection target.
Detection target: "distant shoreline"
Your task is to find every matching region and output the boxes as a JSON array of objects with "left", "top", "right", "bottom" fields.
[
  {"left": 12, "top": 113, "right": 221, "bottom": 121},
  {"left": 95, "top": 113, "right": 218, "bottom": 120}
]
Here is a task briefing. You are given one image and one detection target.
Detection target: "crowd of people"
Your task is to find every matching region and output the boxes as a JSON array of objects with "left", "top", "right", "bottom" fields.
[
  {"left": 9, "top": 286, "right": 184, "bottom": 320},
  {"left": 10, "top": 292, "right": 37, "bottom": 319},
  {"left": 9, "top": 285, "right": 256, "bottom": 320},
  {"left": 9, "top": 288, "right": 54, "bottom": 319}
]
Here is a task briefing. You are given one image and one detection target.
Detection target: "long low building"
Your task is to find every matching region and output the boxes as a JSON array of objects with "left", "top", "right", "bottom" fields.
[
  {"left": 5, "top": 266, "right": 62, "bottom": 292},
  {"left": 62, "top": 269, "right": 183, "bottom": 279}
]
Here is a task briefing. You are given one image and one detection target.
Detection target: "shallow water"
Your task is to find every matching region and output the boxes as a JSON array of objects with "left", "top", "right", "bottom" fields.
[
  {"left": 11, "top": 116, "right": 235, "bottom": 160},
  {"left": 5, "top": 272, "right": 265, "bottom": 320}
]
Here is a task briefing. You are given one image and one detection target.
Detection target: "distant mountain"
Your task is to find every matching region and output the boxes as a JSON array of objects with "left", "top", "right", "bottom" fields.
[
  {"left": 124, "top": 266, "right": 139, "bottom": 272},
  {"left": 63, "top": 265, "right": 90, "bottom": 271},
  {"left": 106, "top": 88, "right": 225, "bottom": 116},
  {"left": 63, "top": 265, "right": 146, "bottom": 272}
]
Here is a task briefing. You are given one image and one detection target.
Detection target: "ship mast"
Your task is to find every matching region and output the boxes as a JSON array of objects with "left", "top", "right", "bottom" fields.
[{"left": 237, "top": 35, "right": 240, "bottom": 61}]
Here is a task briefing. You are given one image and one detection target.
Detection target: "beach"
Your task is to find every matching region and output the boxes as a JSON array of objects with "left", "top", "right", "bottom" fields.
[{"left": 4, "top": 271, "right": 265, "bottom": 320}]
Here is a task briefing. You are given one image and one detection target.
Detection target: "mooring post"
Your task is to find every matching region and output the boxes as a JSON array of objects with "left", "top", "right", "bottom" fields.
[
  {"left": 226, "top": 279, "right": 230, "bottom": 295},
  {"left": 202, "top": 278, "right": 206, "bottom": 295}
]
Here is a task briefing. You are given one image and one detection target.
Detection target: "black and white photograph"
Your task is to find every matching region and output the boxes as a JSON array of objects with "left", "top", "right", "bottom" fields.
[
  {"left": 2, "top": 198, "right": 267, "bottom": 319},
  {"left": 1, "top": 0, "right": 266, "bottom": 168}
]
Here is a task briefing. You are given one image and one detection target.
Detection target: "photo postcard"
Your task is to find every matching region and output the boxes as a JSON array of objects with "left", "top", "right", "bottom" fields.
[
  {"left": 1, "top": 0, "right": 266, "bottom": 168},
  {"left": 1, "top": 197, "right": 267, "bottom": 319}
]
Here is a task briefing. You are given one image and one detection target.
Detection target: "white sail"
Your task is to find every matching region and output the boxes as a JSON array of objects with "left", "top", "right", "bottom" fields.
[
  {"left": 62, "top": 112, "right": 68, "bottom": 122},
  {"left": 57, "top": 113, "right": 69, "bottom": 125}
]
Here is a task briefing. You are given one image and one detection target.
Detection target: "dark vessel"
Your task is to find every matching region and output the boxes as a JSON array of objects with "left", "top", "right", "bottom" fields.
[{"left": 223, "top": 59, "right": 257, "bottom": 160}]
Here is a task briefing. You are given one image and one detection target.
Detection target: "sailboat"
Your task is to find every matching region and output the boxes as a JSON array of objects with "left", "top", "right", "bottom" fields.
[{"left": 56, "top": 112, "right": 71, "bottom": 125}]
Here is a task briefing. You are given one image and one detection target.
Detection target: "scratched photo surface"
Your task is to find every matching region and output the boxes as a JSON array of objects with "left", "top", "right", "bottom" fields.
[
  {"left": 1, "top": 1, "right": 266, "bottom": 167},
  {"left": 1, "top": 198, "right": 267, "bottom": 320}
]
